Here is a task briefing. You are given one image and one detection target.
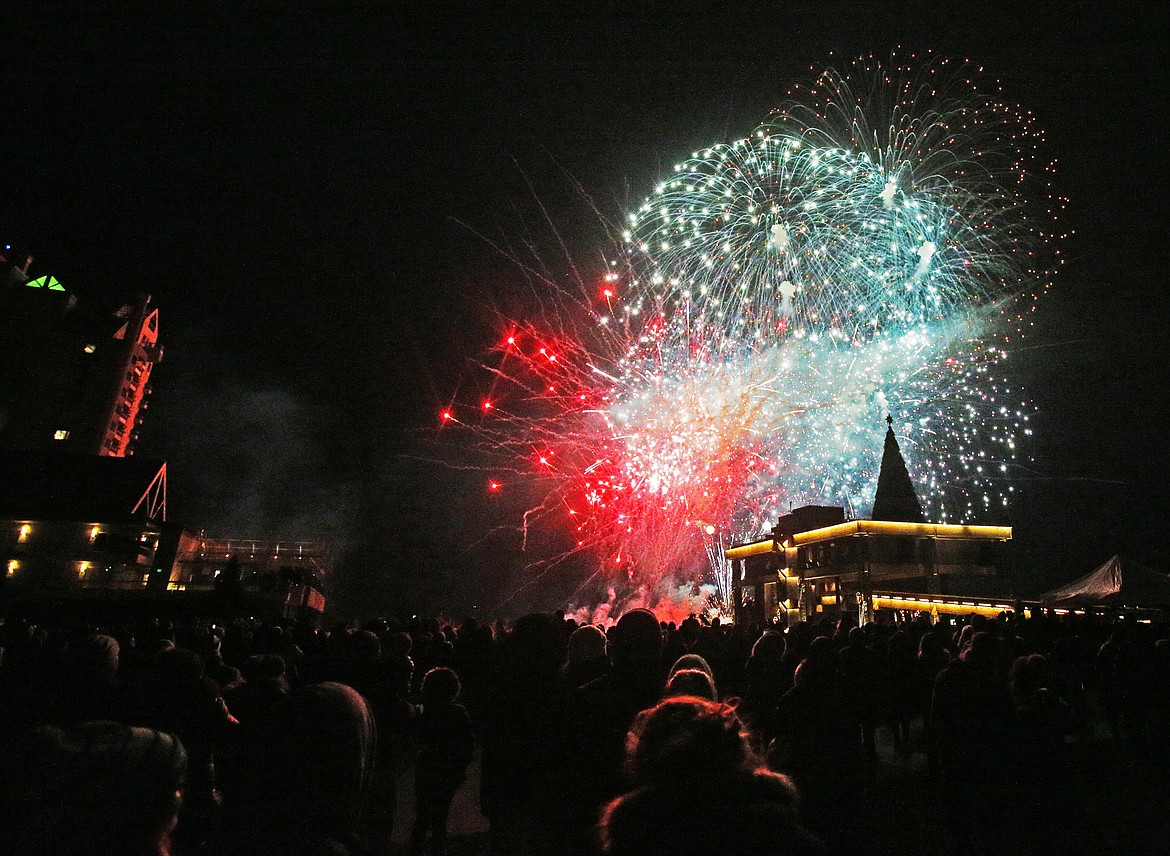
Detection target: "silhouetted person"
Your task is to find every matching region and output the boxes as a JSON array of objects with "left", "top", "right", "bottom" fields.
[
  {"left": 561, "top": 624, "right": 610, "bottom": 690},
  {"left": 409, "top": 667, "right": 475, "bottom": 856},
  {"left": 738, "top": 630, "right": 788, "bottom": 731},
  {"left": 0, "top": 721, "right": 186, "bottom": 856},
  {"left": 599, "top": 695, "right": 823, "bottom": 856},
  {"left": 693, "top": 622, "right": 734, "bottom": 693},
  {"left": 917, "top": 628, "right": 951, "bottom": 770},
  {"left": 57, "top": 632, "right": 123, "bottom": 725},
  {"left": 217, "top": 682, "right": 377, "bottom": 856},
  {"left": 884, "top": 628, "right": 918, "bottom": 752},
  {"left": 222, "top": 654, "right": 288, "bottom": 726},
  {"left": 1005, "top": 653, "right": 1079, "bottom": 854},
  {"left": 838, "top": 625, "right": 883, "bottom": 760},
  {"left": 127, "top": 645, "right": 236, "bottom": 854},
  {"left": 667, "top": 651, "right": 712, "bottom": 676},
  {"left": 478, "top": 612, "right": 564, "bottom": 855},
  {"left": 665, "top": 668, "right": 717, "bottom": 699},
  {"left": 768, "top": 639, "right": 863, "bottom": 851},
  {"left": 559, "top": 608, "right": 665, "bottom": 854},
  {"left": 931, "top": 631, "right": 1014, "bottom": 854},
  {"left": 1095, "top": 622, "right": 1129, "bottom": 742},
  {"left": 362, "top": 629, "right": 417, "bottom": 855}
]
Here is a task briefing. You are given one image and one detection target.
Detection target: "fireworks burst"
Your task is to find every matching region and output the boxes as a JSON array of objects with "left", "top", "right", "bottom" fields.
[{"left": 442, "top": 53, "right": 1064, "bottom": 597}]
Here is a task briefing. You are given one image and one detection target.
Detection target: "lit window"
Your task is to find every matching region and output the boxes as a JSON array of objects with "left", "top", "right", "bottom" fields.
[
  {"left": 53, "top": 430, "right": 70, "bottom": 440},
  {"left": 90, "top": 526, "right": 100, "bottom": 541},
  {"left": 84, "top": 344, "right": 96, "bottom": 354},
  {"left": 78, "top": 562, "right": 90, "bottom": 579},
  {"left": 5, "top": 560, "right": 16, "bottom": 577},
  {"left": 18, "top": 524, "right": 31, "bottom": 542}
]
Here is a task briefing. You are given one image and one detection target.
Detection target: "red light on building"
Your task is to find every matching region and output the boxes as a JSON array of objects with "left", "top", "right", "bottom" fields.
[{"left": 0, "top": 280, "right": 161, "bottom": 457}]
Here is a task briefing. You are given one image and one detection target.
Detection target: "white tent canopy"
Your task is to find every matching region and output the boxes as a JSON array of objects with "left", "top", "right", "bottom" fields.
[{"left": 1039, "top": 555, "right": 1170, "bottom": 608}]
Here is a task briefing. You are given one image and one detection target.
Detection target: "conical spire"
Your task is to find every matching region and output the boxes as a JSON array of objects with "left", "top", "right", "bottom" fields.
[{"left": 872, "top": 415, "right": 924, "bottom": 522}]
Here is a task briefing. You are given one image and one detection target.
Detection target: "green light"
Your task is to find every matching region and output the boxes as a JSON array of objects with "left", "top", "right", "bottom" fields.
[{"left": 25, "top": 275, "right": 66, "bottom": 291}]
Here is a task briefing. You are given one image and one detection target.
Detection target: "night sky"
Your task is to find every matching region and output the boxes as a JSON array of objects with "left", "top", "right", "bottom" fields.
[{"left": 2, "top": 2, "right": 1168, "bottom": 618}]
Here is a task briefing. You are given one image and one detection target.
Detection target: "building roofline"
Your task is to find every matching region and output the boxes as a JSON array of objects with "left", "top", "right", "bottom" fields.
[
  {"left": 726, "top": 518, "right": 1012, "bottom": 560},
  {"left": 790, "top": 520, "right": 1012, "bottom": 546}
]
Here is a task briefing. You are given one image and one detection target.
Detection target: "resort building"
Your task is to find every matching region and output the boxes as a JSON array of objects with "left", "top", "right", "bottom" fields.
[{"left": 727, "top": 420, "right": 1014, "bottom": 625}]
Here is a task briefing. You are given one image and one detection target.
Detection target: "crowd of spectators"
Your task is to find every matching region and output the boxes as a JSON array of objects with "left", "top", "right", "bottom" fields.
[{"left": 2, "top": 605, "right": 1169, "bottom": 855}]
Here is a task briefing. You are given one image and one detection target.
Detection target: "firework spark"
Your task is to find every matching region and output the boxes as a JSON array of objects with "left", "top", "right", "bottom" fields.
[{"left": 442, "top": 53, "right": 1064, "bottom": 595}]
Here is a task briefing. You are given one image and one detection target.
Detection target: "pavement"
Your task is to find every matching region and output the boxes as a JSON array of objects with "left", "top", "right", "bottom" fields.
[{"left": 380, "top": 749, "right": 490, "bottom": 856}]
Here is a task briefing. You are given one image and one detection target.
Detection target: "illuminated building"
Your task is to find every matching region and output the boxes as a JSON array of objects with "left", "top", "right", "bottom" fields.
[
  {"left": 0, "top": 252, "right": 327, "bottom": 620},
  {"left": 726, "top": 420, "right": 1013, "bottom": 625},
  {"left": 0, "top": 451, "right": 327, "bottom": 621},
  {"left": 0, "top": 450, "right": 172, "bottom": 597},
  {"left": 166, "top": 536, "right": 329, "bottom": 615},
  {"left": 0, "top": 254, "right": 161, "bottom": 457}
]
